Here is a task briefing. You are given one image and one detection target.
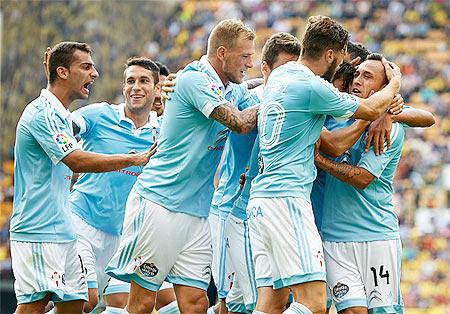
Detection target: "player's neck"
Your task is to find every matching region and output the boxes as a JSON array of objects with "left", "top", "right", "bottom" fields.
[
  {"left": 298, "top": 57, "right": 327, "bottom": 77},
  {"left": 207, "top": 56, "right": 229, "bottom": 87},
  {"left": 124, "top": 106, "right": 151, "bottom": 129},
  {"left": 47, "top": 84, "right": 72, "bottom": 109}
]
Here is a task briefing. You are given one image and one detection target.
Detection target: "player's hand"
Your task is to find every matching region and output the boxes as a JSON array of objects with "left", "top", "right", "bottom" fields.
[
  {"left": 239, "top": 172, "right": 246, "bottom": 189},
  {"left": 161, "top": 73, "right": 177, "bottom": 102},
  {"left": 365, "top": 113, "right": 392, "bottom": 155},
  {"left": 349, "top": 56, "right": 361, "bottom": 67},
  {"left": 382, "top": 58, "right": 401, "bottom": 86},
  {"left": 131, "top": 142, "right": 157, "bottom": 166},
  {"left": 314, "top": 138, "right": 322, "bottom": 161},
  {"left": 388, "top": 93, "right": 404, "bottom": 115},
  {"left": 43, "top": 47, "right": 51, "bottom": 81}
]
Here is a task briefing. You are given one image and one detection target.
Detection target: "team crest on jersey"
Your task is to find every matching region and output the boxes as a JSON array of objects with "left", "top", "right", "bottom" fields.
[
  {"left": 333, "top": 282, "right": 349, "bottom": 298},
  {"left": 209, "top": 83, "right": 226, "bottom": 102},
  {"left": 52, "top": 132, "right": 75, "bottom": 153},
  {"left": 140, "top": 262, "right": 158, "bottom": 277}
]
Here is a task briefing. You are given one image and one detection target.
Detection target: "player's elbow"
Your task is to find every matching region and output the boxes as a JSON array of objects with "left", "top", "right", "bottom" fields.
[
  {"left": 355, "top": 176, "right": 374, "bottom": 189},
  {"left": 423, "top": 113, "right": 436, "bottom": 127}
]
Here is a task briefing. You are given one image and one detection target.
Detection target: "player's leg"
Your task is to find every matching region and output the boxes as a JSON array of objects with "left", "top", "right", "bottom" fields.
[
  {"left": 168, "top": 214, "right": 212, "bottom": 313},
  {"left": 361, "top": 239, "right": 404, "bottom": 314},
  {"left": 224, "top": 215, "right": 257, "bottom": 312},
  {"left": 11, "top": 240, "right": 88, "bottom": 313},
  {"left": 254, "top": 197, "right": 327, "bottom": 314},
  {"left": 70, "top": 213, "right": 100, "bottom": 312},
  {"left": 323, "top": 241, "right": 367, "bottom": 314},
  {"left": 103, "top": 278, "right": 130, "bottom": 313},
  {"left": 156, "top": 282, "right": 179, "bottom": 314}
]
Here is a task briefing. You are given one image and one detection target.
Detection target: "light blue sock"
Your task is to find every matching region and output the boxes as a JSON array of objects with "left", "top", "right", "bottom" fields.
[
  {"left": 157, "top": 301, "right": 180, "bottom": 314},
  {"left": 252, "top": 311, "right": 266, "bottom": 314},
  {"left": 282, "top": 302, "right": 313, "bottom": 314},
  {"left": 102, "top": 306, "right": 126, "bottom": 314}
]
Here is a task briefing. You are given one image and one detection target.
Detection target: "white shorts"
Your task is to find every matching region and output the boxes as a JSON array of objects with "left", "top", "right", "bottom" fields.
[
  {"left": 103, "top": 278, "right": 173, "bottom": 295},
  {"left": 248, "top": 197, "right": 326, "bottom": 289},
  {"left": 209, "top": 213, "right": 233, "bottom": 299},
  {"left": 105, "top": 189, "right": 212, "bottom": 292},
  {"left": 224, "top": 214, "right": 257, "bottom": 312},
  {"left": 11, "top": 240, "right": 88, "bottom": 304},
  {"left": 323, "top": 239, "right": 404, "bottom": 313},
  {"left": 72, "top": 213, "right": 120, "bottom": 292}
]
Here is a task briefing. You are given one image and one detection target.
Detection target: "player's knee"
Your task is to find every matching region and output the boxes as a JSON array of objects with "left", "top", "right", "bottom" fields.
[
  {"left": 179, "top": 294, "right": 208, "bottom": 313},
  {"left": 340, "top": 308, "right": 368, "bottom": 314},
  {"left": 83, "top": 288, "right": 99, "bottom": 313}
]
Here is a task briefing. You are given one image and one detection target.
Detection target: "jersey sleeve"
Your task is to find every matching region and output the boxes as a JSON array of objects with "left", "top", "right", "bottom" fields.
[
  {"left": 29, "top": 107, "right": 79, "bottom": 165},
  {"left": 177, "top": 71, "right": 229, "bottom": 118},
  {"left": 72, "top": 102, "right": 107, "bottom": 137},
  {"left": 310, "top": 78, "right": 360, "bottom": 118},
  {"left": 357, "top": 123, "right": 405, "bottom": 178}
]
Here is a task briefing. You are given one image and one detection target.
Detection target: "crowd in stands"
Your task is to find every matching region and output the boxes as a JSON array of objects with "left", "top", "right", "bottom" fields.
[{"left": 1, "top": 0, "right": 448, "bottom": 310}]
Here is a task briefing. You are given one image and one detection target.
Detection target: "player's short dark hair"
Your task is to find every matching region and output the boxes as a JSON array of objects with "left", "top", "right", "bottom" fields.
[
  {"left": 333, "top": 62, "right": 356, "bottom": 92},
  {"left": 155, "top": 61, "right": 170, "bottom": 77},
  {"left": 48, "top": 41, "right": 92, "bottom": 84},
  {"left": 261, "top": 32, "right": 301, "bottom": 70},
  {"left": 366, "top": 52, "right": 383, "bottom": 61},
  {"left": 301, "top": 15, "right": 349, "bottom": 60},
  {"left": 348, "top": 42, "right": 371, "bottom": 61},
  {"left": 124, "top": 57, "right": 160, "bottom": 84}
]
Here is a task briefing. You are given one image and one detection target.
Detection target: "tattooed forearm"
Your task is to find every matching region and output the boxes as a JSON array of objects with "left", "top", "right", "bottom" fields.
[
  {"left": 315, "top": 154, "right": 374, "bottom": 189},
  {"left": 210, "top": 103, "right": 259, "bottom": 134}
]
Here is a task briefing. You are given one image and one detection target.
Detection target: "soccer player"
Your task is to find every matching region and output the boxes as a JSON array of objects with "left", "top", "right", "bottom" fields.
[
  {"left": 316, "top": 53, "right": 435, "bottom": 314},
  {"left": 247, "top": 16, "right": 401, "bottom": 314},
  {"left": 10, "top": 42, "right": 152, "bottom": 314},
  {"left": 66, "top": 57, "right": 164, "bottom": 313},
  {"left": 218, "top": 32, "right": 302, "bottom": 314},
  {"left": 152, "top": 61, "right": 170, "bottom": 117},
  {"left": 105, "top": 19, "right": 260, "bottom": 313}
]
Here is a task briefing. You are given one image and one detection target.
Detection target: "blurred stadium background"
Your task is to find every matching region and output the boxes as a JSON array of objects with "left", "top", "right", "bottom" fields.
[{"left": 0, "top": 0, "right": 448, "bottom": 313}]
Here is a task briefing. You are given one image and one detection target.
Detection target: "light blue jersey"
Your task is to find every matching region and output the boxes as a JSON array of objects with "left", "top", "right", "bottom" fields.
[
  {"left": 250, "top": 62, "right": 359, "bottom": 201},
  {"left": 135, "top": 56, "right": 258, "bottom": 218},
  {"left": 210, "top": 86, "right": 261, "bottom": 219},
  {"left": 10, "top": 89, "right": 79, "bottom": 243},
  {"left": 231, "top": 137, "right": 260, "bottom": 221},
  {"left": 70, "top": 103, "right": 160, "bottom": 235},
  {"left": 310, "top": 116, "right": 355, "bottom": 231},
  {"left": 321, "top": 122, "right": 405, "bottom": 242}
]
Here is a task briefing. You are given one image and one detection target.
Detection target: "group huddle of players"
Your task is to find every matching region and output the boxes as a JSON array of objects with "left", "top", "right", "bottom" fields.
[{"left": 10, "top": 15, "right": 435, "bottom": 314}]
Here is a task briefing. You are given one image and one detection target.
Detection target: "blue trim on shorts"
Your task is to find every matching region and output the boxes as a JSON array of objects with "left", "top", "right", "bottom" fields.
[
  {"left": 369, "top": 304, "right": 404, "bottom": 314},
  {"left": 256, "top": 277, "right": 273, "bottom": 288},
  {"left": 243, "top": 220, "right": 257, "bottom": 304},
  {"left": 227, "top": 302, "right": 247, "bottom": 313},
  {"left": 273, "top": 271, "right": 326, "bottom": 289},
  {"left": 16, "top": 291, "right": 53, "bottom": 304},
  {"left": 166, "top": 275, "right": 209, "bottom": 291},
  {"left": 326, "top": 295, "right": 332, "bottom": 309},
  {"left": 57, "top": 292, "right": 89, "bottom": 302},
  {"left": 104, "top": 283, "right": 131, "bottom": 295},
  {"left": 217, "top": 216, "right": 229, "bottom": 298},
  {"left": 245, "top": 302, "right": 256, "bottom": 312},
  {"left": 87, "top": 280, "right": 98, "bottom": 289},
  {"left": 335, "top": 298, "right": 368, "bottom": 312},
  {"left": 105, "top": 267, "right": 160, "bottom": 292}
]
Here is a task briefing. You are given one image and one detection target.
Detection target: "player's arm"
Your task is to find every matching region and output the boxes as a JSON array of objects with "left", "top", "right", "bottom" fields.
[
  {"left": 210, "top": 103, "right": 259, "bottom": 134},
  {"left": 364, "top": 107, "right": 435, "bottom": 154},
  {"left": 63, "top": 142, "right": 157, "bottom": 173},
  {"left": 350, "top": 59, "right": 402, "bottom": 121},
  {"left": 319, "top": 120, "right": 370, "bottom": 158},
  {"left": 314, "top": 141, "right": 374, "bottom": 189}
]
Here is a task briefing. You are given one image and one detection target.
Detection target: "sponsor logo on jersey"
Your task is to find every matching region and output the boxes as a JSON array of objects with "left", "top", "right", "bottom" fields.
[
  {"left": 140, "top": 262, "right": 158, "bottom": 277},
  {"left": 333, "top": 282, "right": 349, "bottom": 298},
  {"left": 52, "top": 132, "right": 75, "bottom": 153}
]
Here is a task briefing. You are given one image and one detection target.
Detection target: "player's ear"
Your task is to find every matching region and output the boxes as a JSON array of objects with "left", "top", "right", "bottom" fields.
[
  {"left": 261, "top": 61, "right": 270, "bottom": 78},
  {"left": 56, "top": 66, "right": 69, "bottom": 80},
  {"left": 217, "top": 46, "right": 226, "bottom": 61},
  {"left": 325, "top": 49, "right": 334, "bottom": 64},
  {"left": 368, "top": 89, "right": 376, "bottom": 97}
]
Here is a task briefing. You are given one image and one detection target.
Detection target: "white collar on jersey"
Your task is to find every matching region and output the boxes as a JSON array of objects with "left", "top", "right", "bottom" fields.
[
  {"left": 118, "top": 103, "right": 160, "bottom": 130},
  {"left": 40, "top": 89, "right": 71, "bottom": 119},
  {"left": 198, "top": 55, "right": 233, "bottom": 95}
]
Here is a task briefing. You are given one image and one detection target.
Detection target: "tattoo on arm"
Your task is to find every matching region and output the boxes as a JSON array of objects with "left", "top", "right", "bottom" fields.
[
  {"left": 210, "top": 102, "right": 258, "bottom": 134},
  {"left": 316, "top": 155, "right": 373, "bottom": 189}
]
